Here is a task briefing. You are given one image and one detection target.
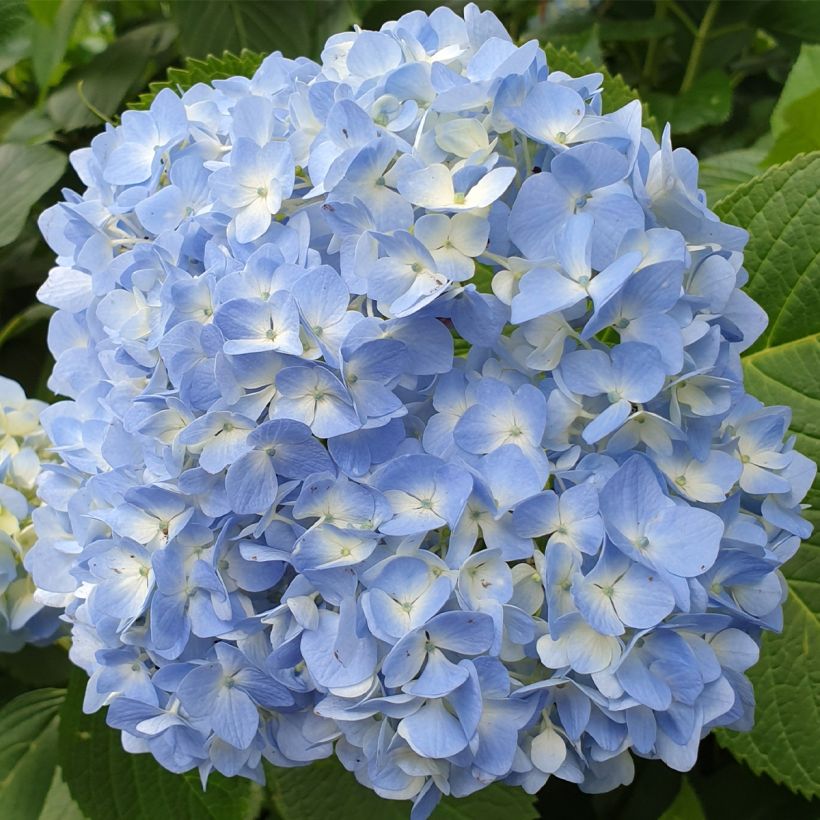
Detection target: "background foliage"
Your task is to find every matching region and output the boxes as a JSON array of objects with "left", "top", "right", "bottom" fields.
[{"left": 0, "top": 1, "right": 817, "bottom": 818}]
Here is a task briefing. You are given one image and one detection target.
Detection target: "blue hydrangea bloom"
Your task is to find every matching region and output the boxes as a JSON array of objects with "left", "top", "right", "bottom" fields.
[{"left": 30, "top": 3, "right": 815, "bottom": 815}]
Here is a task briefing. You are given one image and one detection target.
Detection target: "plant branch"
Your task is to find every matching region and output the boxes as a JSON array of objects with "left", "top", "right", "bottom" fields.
[
  {"left": 642, "top": 0, "right": 669, "bottom": 87},
  {"left": 666, "top": 0, "right": 699, "bottom": 36},
  {"left": 680, "top": 0, "right": 720, "bottom": 94}
]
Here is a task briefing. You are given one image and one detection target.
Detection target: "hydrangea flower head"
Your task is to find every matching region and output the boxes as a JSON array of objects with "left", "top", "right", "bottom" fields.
[
  {"left": 0, "top": 377, "right": 62, "bottom": 649},
  {"left": 31, "top": 4, "right": 814, "bottom": 815}
]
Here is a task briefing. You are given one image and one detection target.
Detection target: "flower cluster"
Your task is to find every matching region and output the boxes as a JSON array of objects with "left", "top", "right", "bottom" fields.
[
  {"left": 0, "top": 377, "right": 61, "bottom": 650},
  {"left": 31, "top": 3, "right": 814, "bottom": 815}
]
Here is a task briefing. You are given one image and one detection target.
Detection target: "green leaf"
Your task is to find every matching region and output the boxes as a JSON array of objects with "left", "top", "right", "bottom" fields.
[
  {"left": 0, "top": 688, "right": 65, "bottom": 819},
  {"left": 29, "top": 0, "right": 83, "bottom": 92},
  {"left": 3, "top": 109, "right": 57, "bottom": 145},
  {"left": 0, "top": 0, "right": 33, "bottom": 75},
  {"left": 268, "top": 756, "right": 538, "bottom": 820},
  {"left": 0, "top": 143, "right": 66, "bottom": 248},
  {"left": 698, "top": 147, "right": 765, "bottom": 203},
  {"left": 543, "top": 44, "right": 659, "bottom": 137},
  {"left": 432, "top": 785, "right": 538, "bottom": 820},
  {"left": 646, "top": 70, "right": 732, "bottom": 134},
  {"left": 754, "top": 0, "right": 820, "bottom": 43},
  {"left": 659, "top": 777, "right": 705, "bottom": 820},
  {"left": 129, "top": 50, "right": 265, "bottom": 111},
  {"left": 59, "top": 667, "right": 259, "bottom": 820},
  {"left": 713, "top": 152, "right": 820, "bottom": 799},
  {"left": 168, "top": 0, "right": 359, "bottom": 61},
  {"left": 715, "top": 152, "right": 820, "bottom": 354},
  {"left": 46, "top": 21, "right": 178, "bottom": 131},
  {"left": 770, "top": 44, "right": 820, "bottom": 136},
  {"left": 0, "top": 0, "right": 30, "bottom": 49},
  {"left": 765, "top": 89, "right": 820, "bottom": 165},
  {"left": 38, "top": 767, "right": 86, "bottom": 820}
]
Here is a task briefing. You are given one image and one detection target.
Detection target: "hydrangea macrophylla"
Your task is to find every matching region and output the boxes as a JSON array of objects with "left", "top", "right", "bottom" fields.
[
  {"left": 0, "top": 377, "right": 62, "bottom": 650},
  {"left": 30, "top": 3, "right": 814, "bottom": 816}
]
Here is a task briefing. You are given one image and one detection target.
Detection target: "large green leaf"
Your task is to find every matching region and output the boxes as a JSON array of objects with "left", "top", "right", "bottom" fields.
[
  {"left": 432, "top": 786, "right": 538, "bottom": 820},
  {"left": 168, "top": 0, "right": 359, "bottom": 62},
  {"left": 29, "top": 0, "right": 83, "bottom": 93},
  {"left": 713, "top": 152, "right": 820, "bottom": 799},
  {"left": 59, "top": 668, "right": 258, "bottom": 820},
  {"left": 765, "top": 89, "right": 820, "bottom": 165},
  {"left": 38, "top": 767, "right": 85, "bottom": 820},
  {"left": 46, "top": 21, "right": 178, "bottom": 131},
  {"left": 0, "top": 143, "right": 66, "bottom": 248},
  {"left": 0, "top": 688, "right": 65, "bottom": 819},
  {"left": 765, "top": 43, "right": 820, "bottom": 165},
  {"left": 543, "top": 44, "right": 659, "bottom": 137},
  {"left": 770, "top": 44, "right": 820, "bottom": 136},
  {"left": 0, "top": 0, "right": 32, "bottom": 74},
  {"left": 698, "top": 147, "right": 765, "bottom": 204},
  {"left": 754, "top": 0, "right": 820, "bottom": 43},
  {"left": 714, "top": 153, "right": 820, "bottom": 355},
  {"left": 268, "top": 756, "right": 538, "bottom": 820}
]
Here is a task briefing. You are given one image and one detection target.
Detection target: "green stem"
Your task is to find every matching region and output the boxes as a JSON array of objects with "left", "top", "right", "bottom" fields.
[
  {"left": 666, "top": 0, "right": 698, "bottom": 36},
  {"left": 642, "top": 0, "right": 669, "bottom": 87},
  {"left": 76, "top": 80, "right": 113, "bottom": 124},
  {"left": 680, "top": 0, "right": 721, "bottom": 94},
  {"left": 0, "top": 304, "right": 54, "bottom": 349}
]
